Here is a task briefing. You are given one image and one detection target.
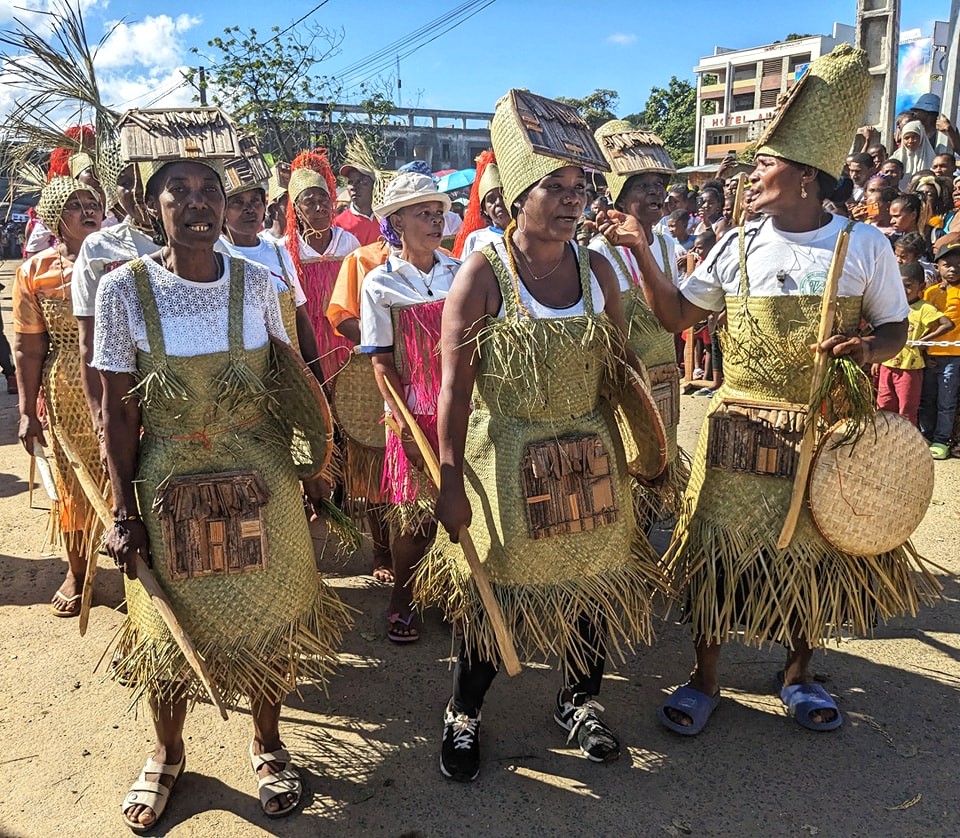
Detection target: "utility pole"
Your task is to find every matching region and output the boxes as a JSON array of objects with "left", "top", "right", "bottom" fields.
[
  {"left": 942, "top": 0, "right": 960, "bottom": 123},
  {"left": 199, "top": 66, "right": 208, "bottom": 107},
  {"left": 396, "top": 55, "right": 402, "bottom": 108},
  {"left": 856, "top": 0, "right": 900, "bottom": 148}
]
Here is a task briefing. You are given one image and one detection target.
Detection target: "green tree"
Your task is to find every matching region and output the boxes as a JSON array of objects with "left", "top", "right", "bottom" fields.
[
  {"left": 625, "top": 76, "right": 697, "bottom": 168},
  {"left": 556, "top": 89, "right": 620, "bottom": 130}
]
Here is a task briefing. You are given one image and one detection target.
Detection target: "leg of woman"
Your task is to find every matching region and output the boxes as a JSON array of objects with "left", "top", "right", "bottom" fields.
[
  {"left": 783, "top": 636, "right": 837, "bottom": 725},
  {"left": 442, "top": 635, "right": 497, "bottom": 781},
  {"left": 368, "top": 505, "right": 394, "bottom": 583},
  {"left": 662, "top": 638, "right": 722, "bottom": 728},
  {"left": 52, "top": 537, "right": 86, "bottom": 615},
  {"left": 387, "top": 524, "right": 435, "bottom": 640},
  {"left": 251, "top": 696, "right": 299, "bottom": 815},
  {"left": 123, "top": 695, "right": 187, "bottom": 828}
]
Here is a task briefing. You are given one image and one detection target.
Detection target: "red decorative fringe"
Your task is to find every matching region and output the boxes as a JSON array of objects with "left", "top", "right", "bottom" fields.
[
  {"left": 396, "top": 300, "right": 445, "bottom": 414},
  {"left": 383, "top": 412, "right": 439, "bottom": 504},
  {"left": 453, "top": 149, "right": 496, "bottom": 258},
  {"left": 299, "top": 259, "right": 352, "bottom": 383}
]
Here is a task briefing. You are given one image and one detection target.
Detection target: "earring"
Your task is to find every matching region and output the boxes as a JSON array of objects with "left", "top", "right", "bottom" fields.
[
  {"left": 516, "top": 207, "right": 527, "bottom": 234},
  {"left": 800, "top": 183, "right": 808, "bottom": 200}
]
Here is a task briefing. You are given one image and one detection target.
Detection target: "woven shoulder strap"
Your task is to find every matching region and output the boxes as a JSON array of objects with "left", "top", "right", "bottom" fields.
[
  {"left": 655, "top": 231, "right": 672, "bottom": 284},
  {"left": 272, "top": 243, "right": 292, "bottom": 289},
  {"left": 130, "top": 258, "right": 167, "bottom": 361},
  {"left": 226, "top": 255, "right": 246, "bottom": 357},
  {"left": 575, "top": 242, "right": 595, "bottom": 317},
  {"left": 481, "top": 240, "right": 520, "bottom": 319},
  {"left": 601, "top": 236, "right": 637, "bottom": 288}
]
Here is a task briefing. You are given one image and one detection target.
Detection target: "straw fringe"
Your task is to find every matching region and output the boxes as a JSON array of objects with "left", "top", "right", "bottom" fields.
[{"left": 105, "top": 590, "right": 352, "bottom": 709}]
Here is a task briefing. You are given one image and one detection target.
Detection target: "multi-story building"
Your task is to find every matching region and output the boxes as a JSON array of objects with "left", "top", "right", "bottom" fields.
[{"left": 692, "top": 24, "right": 855, "bottom": 167}]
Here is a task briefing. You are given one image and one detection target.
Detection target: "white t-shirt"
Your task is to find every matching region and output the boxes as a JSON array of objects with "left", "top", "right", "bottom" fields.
[
  {"left": 679, "top": 215, "right": 909, "bottom": 327},
  {"left": 294, "top": 227, "right": 361, "bottom": 261},
  {"left": 215, "top": 235, "right": 307, "bottom": 307},
  {"left": 460, "top": 226, "right": 504, "bottom": 259},
  {"left": 359, "top": 251, "right": 460, "bottom": 354},
  {"left": 72, "top": 220, "right": 158, "bottom": 317},
  {"left": 92, "top": 255, "right": 287, "bottom": 373},
  {"left": 589, "top": 230, "right": 679, "bottom": 292},
  {"left": 25, "top": 219, "right": 55, "bottom": 255},
  {"left": 489, "top": 238, "right": 604, "bottom": 318}
]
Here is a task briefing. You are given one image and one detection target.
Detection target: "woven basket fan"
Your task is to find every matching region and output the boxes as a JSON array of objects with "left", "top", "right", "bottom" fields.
[
  {"left": 331, "top": 353, "right": 386, "bottom": 450},
  {"left": 610, "top": 365, "right": 667, "bottom": 481},
  {"left": 807, "top": 412, "right": 934, "bottom": 556}
]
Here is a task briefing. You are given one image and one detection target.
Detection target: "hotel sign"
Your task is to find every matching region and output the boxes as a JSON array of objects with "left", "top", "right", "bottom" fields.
[{"left": 704, "top": 108, "right": 776, "bottom": 128}]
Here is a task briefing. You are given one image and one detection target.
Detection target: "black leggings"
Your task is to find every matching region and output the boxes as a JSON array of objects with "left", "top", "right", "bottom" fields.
[
  {"left": 0, "top": 326, "right": 14, "bottom": 376},
  {"left": 452, "top": 611, "right": 607, "bottom": 715}
]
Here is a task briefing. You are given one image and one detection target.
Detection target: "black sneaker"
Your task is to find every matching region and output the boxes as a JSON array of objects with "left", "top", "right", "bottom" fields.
[
  {"left": 440, "top": 701, "right": 481, "bottom": 782},
  {"left": 554, "top": 690, "right": 621, "bottom": 763}
]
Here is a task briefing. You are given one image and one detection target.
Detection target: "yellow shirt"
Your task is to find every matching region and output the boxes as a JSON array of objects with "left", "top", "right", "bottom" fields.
[
  {"left": 883, "top": 299, "right": 945, "bottom": 369},
  {"left": 923, "top": 284, "right": 960, "bottom": 357}
]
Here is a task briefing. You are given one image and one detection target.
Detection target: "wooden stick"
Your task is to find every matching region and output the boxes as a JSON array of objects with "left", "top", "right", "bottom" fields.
[
  {"left": 776, "top": 228, "right": 852, "bottom": 549},
  {"left": 383, "top": 378, "right": 522, "bottom": 677},
  {"left": 732, "top": 173, "right": 747, "bottom": 227},
  {"left": 54, "top": 430, "right": 229, "bottom": 719}
]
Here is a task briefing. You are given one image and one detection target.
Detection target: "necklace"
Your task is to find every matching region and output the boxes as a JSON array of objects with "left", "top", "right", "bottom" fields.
[
  {"left": 394, "top": 255, "right": 438, "bottom": 298},
  {"left": 516, "top": 239, "right": 565, "bottom": 281}
]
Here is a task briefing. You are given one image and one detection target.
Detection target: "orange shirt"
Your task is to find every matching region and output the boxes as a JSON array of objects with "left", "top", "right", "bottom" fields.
[
  {"left": 923, "top": 283, "right": 960, "bottom": 356},
  {"left": 326, "top": 240, "right": 391, "bottom": 335},
  {"left": 12, "top": 248, "right": 72, "bottom": 334}
]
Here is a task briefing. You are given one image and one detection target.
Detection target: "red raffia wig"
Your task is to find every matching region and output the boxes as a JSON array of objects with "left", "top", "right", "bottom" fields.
[
  {"left": 47, "top": 125, "right": 96, "bottom": 180},
  {"left": 453, "top": 149, "right": 496, "bottom": 258},
  {"left": 284, "top": 148, "right": 338, "bottom": 283}
]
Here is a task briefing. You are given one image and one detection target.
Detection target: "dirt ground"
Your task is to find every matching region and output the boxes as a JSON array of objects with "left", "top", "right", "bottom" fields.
[{"left": 0, "top": 257, "right": 958, "bottom": 838}]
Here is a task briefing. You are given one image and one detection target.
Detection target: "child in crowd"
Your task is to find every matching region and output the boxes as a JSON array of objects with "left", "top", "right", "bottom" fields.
[
  {"left": 668, "top": 209, "right": 695, "bottom": 251},
  {"left": 874, "top": 262, "right": 953, "bottom": 426},
  {"left": 894, "top": 231, "right": 936, "bottom": 283},
  {"left": 889, "top": 193, "right": 922, "bottom": 244},
  {"left": 920, "top": 236, "right": 960, "bottom": 458}
]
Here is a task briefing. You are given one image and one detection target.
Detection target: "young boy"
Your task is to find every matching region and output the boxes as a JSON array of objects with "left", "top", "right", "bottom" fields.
[
  {"left": 920, "top": 236, "right": 960, "bottom": 458},
  {"left": 668, "top": 209, "right": 695, "bottom": 250},
  {"left": 874, "top": 262, "right": 953, "bottom": 426},
  {"left": 894, "top": 231, "right": 937, "bottom": 284}
]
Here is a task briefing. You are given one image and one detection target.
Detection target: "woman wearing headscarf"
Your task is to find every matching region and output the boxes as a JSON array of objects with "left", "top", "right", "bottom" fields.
[
  {"left": 14, "top": 176, "right": 106, "bottom": 617},
  {"left": 423, "top": 90, "right": 666, "bottom": 781},
  {"left": 94, "top": 109, "right": 348, "bottom": 830},
  {"left": 359, "top": 172, "right": 460, "bottom": 642},
  {"left": 284, "top": 150, "right": 360, "bottom": 384},
  {"left": 891, "top": 120, "right": 936, "bottom": 188},
  {"left": 602, "top": 45, "right": 939, "bottom": 737},
  {"left": 589, "top": 120, "right": 687, "bottom": 524},
  {"left": 453, "top": 150, "right": 510, "bottom": 259}
]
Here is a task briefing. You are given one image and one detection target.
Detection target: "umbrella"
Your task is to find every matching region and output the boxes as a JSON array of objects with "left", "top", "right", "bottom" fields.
[
  {"left": 433, "top": 168, "right": 456, "bottom": 178},
  {"left": 437, "top": 168, "right": 476, "bottom": 193}
]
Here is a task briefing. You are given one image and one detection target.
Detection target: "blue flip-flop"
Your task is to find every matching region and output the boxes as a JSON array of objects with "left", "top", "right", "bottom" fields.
[
  {"left": 657, "top": 683, "right": 721, "bottom": 736},
  {"left": 778, "top": 674, "right": 843, "bottom": 732}
]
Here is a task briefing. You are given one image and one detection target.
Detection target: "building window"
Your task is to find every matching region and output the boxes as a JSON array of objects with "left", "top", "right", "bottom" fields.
[
  {"left": 394, "top": 139, "right": 407, "bottom": 160},
  {"left": 733, "top": 64, "right": 756, "bottom": 82},
  {"left": 731, "top": 92, "right": 755, "bottom": 112},
  {"left": 788, "top": 53, "right": 811, "bottom": 74}
]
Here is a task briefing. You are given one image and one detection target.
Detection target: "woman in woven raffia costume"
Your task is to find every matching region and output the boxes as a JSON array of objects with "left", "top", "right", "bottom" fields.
[
  {"left": 95, "top": 151, "right": 348, "bottom": 829},
  {"left": 13, "top": 176, "right": 106, "bottom": 617},
  {"left": 452, "top": 149, "right": 511, "bottom": 259},
  {"left": 602, "top": 44, "right": 940, "bottom": 735},
  {"left": 589, "top": 121, "right": 687, "bottom": 525},
  {"left": 359, "top": 172, "right": 461, "bottom": 642},
  {"left": 424, "top": 90, "right": 666, "bottom": 781},
  {"left": 284, "top": 150, "right": 360, "bottom": 386}
]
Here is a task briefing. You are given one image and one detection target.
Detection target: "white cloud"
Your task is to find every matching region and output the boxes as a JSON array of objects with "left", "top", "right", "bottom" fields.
[
  {"left": 0, "top": 0, "right": 104, "bottom": 31},
  {"left": 607, "top": 32, "right": 636, "bottom": 46},
  {"left": 95, "top": 14, "right": 201, "bottom": 71},
  {"left": 100, "top": 65, "right": 198, "bottom": 111}
]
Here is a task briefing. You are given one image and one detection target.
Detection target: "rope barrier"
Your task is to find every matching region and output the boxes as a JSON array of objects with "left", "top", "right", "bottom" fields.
[{"left": 907, "top": 340, "right": 960, "bottom": 347}]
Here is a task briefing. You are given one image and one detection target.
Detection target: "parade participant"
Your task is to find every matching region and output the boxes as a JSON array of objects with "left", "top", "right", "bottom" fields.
[
  {"left": 217, "top": 152, "right": 321, "bottom": 377},
  {"left": 95, "top": 108, "right": 348, "bottom": 829},
  {"left": 74, "top": 154, "right": 159, "bottom": 434},
  {"left": 590, "top": 120, "right": 687, "bottom": 521},
  {"left": 260, "top": 164, "right": 290, "bottom": 244},
  {"left": 337, "top": 155, "right": 381, "bottom": 246},
  {"left": 453, "top": 150, "right": 510, "bottom": 259},
  {"left": 285, "top": 150, "right": 360, "bottom": 384},
  {"left": 14, "top": 176, "right": 106, "bottom": 617},
  {"left": 326, "top": 238, "right": 394, "bottom": 582},
  {"left": 602, "top": 44, "right": 939, "bottom": 735},
  {"left": 422, "top": 90, "right": 666, "bottom": 780},
  {"left": 359, "top": 171, "right": 459, "bottom": 642}
]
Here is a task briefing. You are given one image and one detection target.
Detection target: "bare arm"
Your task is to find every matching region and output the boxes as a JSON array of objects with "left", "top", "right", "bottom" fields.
[
  {"left": 435, "top": 254, "right": 501, "bottom": 539},
  {"left": 370, "top": 351, "right": 424, "bottom": 471},
  {"left": 292, "top": 305, "right": 323, "bottom": 384},
  {"left": 819, "top": 319, "right": 908, "bottom": 365},
  {"left": 100, "top": 369, "right": 148, "bottom": 578},
  {"left": 598, "top": 211, "right": 711, "bottom": 332},
  {"left": 14, "top": 331, "right": 48, "bottom": 453},
  {"left": 336, "top": 316, "right": 360, "bottom": 345},
  {"left": 588, "top": 250, "right": 641, "bottom": 373}
]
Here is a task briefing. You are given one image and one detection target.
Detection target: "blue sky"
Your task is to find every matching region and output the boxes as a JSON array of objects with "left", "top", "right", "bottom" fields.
[{"left": 0, "top": 0, "right": 951, "bottom": 117}]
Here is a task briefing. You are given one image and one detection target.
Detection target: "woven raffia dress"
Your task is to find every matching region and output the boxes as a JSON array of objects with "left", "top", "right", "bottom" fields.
[
  {"left": 95, "top": 256, "right": 348, "bottom": 707},
  {"left": 13, "top": 249, "right": 106, "bottom": 552},
  {"left": 416, "top": 239, "right": 664, "bottom": 668},
  {"left": 668, "top": 224, "right": 940, "bottom": 647},
  {"left": 590, "top": 232, "right": 688, "bottom": 519}
]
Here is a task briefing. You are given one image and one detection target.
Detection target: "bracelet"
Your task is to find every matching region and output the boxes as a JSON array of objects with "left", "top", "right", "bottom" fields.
[{"left": 113, "top": 513, "right": 141, "bottom": 524}]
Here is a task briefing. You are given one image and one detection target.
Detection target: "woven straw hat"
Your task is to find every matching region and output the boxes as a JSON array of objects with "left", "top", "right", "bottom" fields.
[
  {"left": 594, "top": 120, "right": 675, "bottom": 205},
  {"left": 289, "top": 168, "right": 330, "bottom": 204},
  {"left": 36, "top": 176, "right": 98, "bottom": 232},
  {"left": 222, "top": 135, "right": 270, "bottom": 198},
  {"left": 490, "top": 89, "right": 611, "bottom": 208},
  {"left": 754, "top": 43, "right": 870, "bottom": 179},
  {"left": 808, "top": 412, "right": 934, "bottom": 555},
  {"left": 267, "top": 163, "right": 291, "bottom": 203},
  {"left": 68, "top": 151, "right": 95, "bottom": 179},
  {"left": 478, "top": 162, "right": 502, "bottom": 201},
  {"left": 373, "top": 171, "right": 451, "bottom": 218}
]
